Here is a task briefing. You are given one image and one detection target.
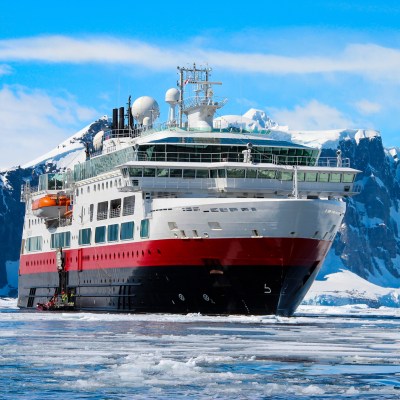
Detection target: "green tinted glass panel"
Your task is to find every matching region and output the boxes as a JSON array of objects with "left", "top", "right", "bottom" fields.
[
  {"left": 246, "top": 169, "right": 257, "bottom": 178},
  {"left": 227, "top": 169, "right": 245, "bottom": 178},
  {"left": 218, "top": 169, "right": 226, "bottom": 178},
  {"left": 305, "top": 172, "right": 317, "bottom": 182},
  {"left": 330, "top": 173, "right": 341, "bottom": 183},
  {"left": 128, "top": 167, "right": 143, "bottom": 177},
  {"left": 157, "top": 168, "right": 169, "bottom": 177},
  {"left": 342, "top": 173, "right": 355, "bottom": 183},
  {"left": 183, "top": 169, "right": 196, "bottom": 178},
  {"left": 297, "top": 172, "right": 305, "bottom": 181},
  {"left": 143, "top": 168, "right": 156, "bottom": 177},
  {"left": 279, "top": 171, "right": 293, "bottom": 181},
  {"left": 258, "top": 170, "right": 275, "bottom": 179},
  {"left": 196, "top": 170, "right": 209, "bottom": 178},
  {"left": 319, "top": 172, "right": 329, "bottom": 182},
  {"left": 169, "top": 169, "right": 182, "bottom": 178}
]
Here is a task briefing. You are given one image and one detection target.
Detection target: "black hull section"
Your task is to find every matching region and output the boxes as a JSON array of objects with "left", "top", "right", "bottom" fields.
[{"left": 18, "top": 263, "right": 320, "bottom": 316}]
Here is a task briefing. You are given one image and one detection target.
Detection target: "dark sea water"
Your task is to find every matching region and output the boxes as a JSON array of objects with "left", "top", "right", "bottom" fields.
[{"left": 0, "top": 299, "right": 399, "bottom": 399}]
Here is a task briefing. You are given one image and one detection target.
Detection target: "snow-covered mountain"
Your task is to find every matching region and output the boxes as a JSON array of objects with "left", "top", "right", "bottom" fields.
[{"left": 1, "top": 109, "right": 400, "bottom": 308}]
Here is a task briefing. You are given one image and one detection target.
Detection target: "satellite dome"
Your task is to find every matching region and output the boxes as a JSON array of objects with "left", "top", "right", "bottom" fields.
[
  {"left": 131, "top": 96, "right": 160, "bottom": 124},
  {"left": 93, "top": 130, "right": 104, "bottom": 151},
  {"left": 165, "top": 88, "right": 180, "bottom": 104}
]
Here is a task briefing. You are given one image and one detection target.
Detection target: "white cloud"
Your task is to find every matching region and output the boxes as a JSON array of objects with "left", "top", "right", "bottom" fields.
[
  {"left": 1, "top": 36, "right": 400, "bottom": 81},
  {"left": 0, "top": 64, "right": 12, "bottom": 76},
  {"left": 354, "top": 99, "right": 382, "bottom": 115},
  {"left": 0, "top": 85, "right": 98, "bottom": 169},
  {"left": 269, "top": 100, "right": 355, "bottom": 130}
]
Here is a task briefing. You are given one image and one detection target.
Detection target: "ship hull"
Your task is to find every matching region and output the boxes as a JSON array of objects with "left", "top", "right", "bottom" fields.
[{"left": 18, "top": 237, "right": 331, "bottom": 316}]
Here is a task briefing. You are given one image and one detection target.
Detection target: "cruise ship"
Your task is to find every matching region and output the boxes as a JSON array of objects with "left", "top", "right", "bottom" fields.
[{"left": 18, "top": 65, "right": 360, "bottom": 316}]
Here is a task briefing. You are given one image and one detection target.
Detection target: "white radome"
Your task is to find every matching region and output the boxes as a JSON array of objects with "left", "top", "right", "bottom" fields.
[
  {"left": 131, "top": 96, "right": 160, "bottom": 124},
  {"left": 165, "top": 88, "right": 180, "bottom": 104}
]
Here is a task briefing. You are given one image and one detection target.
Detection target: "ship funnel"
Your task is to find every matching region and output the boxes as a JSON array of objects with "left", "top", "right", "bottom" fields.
[
  {"left": 112, "top": 108, "right": 118, "bottom": 131},
  {"left": 118, "top": 107, "right": 125, "bottom": 130}
]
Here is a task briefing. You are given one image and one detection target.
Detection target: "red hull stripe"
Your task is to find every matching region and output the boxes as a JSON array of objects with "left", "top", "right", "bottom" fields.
[{"left": 19, "top": 237, "right": 331, "bottom": 275}]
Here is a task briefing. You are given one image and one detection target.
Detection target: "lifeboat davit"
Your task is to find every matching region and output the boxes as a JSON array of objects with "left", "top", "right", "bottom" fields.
[{"left": 32, "top": 195, "right": 71, "bottom": 219}]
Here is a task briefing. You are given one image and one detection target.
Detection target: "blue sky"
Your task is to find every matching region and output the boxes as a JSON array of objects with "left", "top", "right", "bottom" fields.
[{"left": 1, "top": 0, "right": 400, "bottom": 168}]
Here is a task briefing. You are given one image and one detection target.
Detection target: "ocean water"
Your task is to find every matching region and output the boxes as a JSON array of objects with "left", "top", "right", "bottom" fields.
[{"left": 0, "top": 299, "right": 399, "bottom": 399}]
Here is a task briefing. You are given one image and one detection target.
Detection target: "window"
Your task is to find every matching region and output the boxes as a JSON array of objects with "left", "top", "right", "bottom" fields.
[
  {"left": 97, "top": 201, "right": 108, "bottom": 220},
  {"left": 50, "top": 232, "right": 71, "bottom": 249},
  {"left": 108, "top": 224, "right": 119, "bottom": 242},
  {"left": 305, "top": 172, "right": 318, "bottom": 182},
  {"left": 258, "top": 170, "right": 275, "bottom": 179},
  {"left": 122, "top": 195, "right": 135, "bottom": 216},
  {"left": 120, "top": 221, "right": 134, "bottom": 240},
  {"left": 78, "top": 228, "right": 91, "bottom": 245},
  {"left": 208, "top": 222, "right": 222, "bottom": 230},
  {"left": 157, "top": 168, "right": 169, "bottom": 177},
  {"left": 89, "top": 204, "right": 94, "bottom": 222},
  {"left": 26, "top": 236, "right": 43, "bottom": 252},
  {"left": 278, "top": 171, "right": 293, "bottom": 181},
  {"left": 140, "top": 219, "right": 150, "bottom": 238},
  {"left": 95, "top": 226, "right": 106, "bottom": 243},
  {"left": 246, "top": 169, "right": 257, "bottom": 178},
  {"left": 196, "top": 169, "right": 209, "bottom": 178},
  {"left": 227, "top": 168, "right": 245, "bottom": 178},
  {"left": 183, "top": 169, "right": 196, "bottom": 178},
  {"left": 129, "top": 167, "right": 143, "bottom": 177},
  {"left": 143, "top": 168, "right": 156, "bottom": 177},
  {"left": 110, "top": 198, "right": 121, "bottom": 218},
  {"left": 217, "top": 169, "right": 226, "bottom": 178},
  {"left": 330, "top": 173, "right": 341, "bottom": 183},
  {"left": 318, "top": 172, "right": 329, "bottom": 182},
  {"left": 342, "top": 173, "right": 355, "bottom": 183},
  {"left": 169, "top": 169, "right": 182, "bottom": 178}
]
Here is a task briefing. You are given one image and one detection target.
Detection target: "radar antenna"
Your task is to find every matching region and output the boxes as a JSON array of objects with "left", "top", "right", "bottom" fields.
[{"left": 176, "top": 63, "right": 226, "bottom": 130}]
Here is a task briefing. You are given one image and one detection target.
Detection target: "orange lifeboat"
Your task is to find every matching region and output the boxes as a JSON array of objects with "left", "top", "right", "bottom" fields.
[{"left": 32, "top": 195, "right": 71, "bottom": 219}]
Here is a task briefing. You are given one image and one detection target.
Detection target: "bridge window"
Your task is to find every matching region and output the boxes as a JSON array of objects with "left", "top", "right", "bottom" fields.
[
  {"left": 143, "top": 168, "right": 156, "bottom": 177},
  {"left": 278, "top": 171, "right": 293, "bottom": 181},
  {"left": 129, "top": 167, "right": 143, "bottom": 177},
  {"left": 183, "top": 169, "right": 196, "bottom": 178},
  {"left": 342, "top": 173, "right": 355, "bottom": 183},
  {"left": 227, "top": 168, "right": 245, "bottom": 178},
  {"left": 318, "top": 172, "right": 329, "bottom": 182},
  {"left": 305, "top": 172, "right": 318, "bottom": 182},
  {"left": 196, "top": 169, "right": 209, "bottom": 178},
  {"left": 258, "top": 170, "right": 275, "bottom": 179},
  {"left": 246, "top": 169, "right": 257, "bottom": 178},
  {"left": 330, "top": 173, "right": 341, "bottom": 183},
  {"left": 170, "top": 169, "right": 182, "bottom": 178},
  {"left": 157, "top": 168, "right": 169, "bottom": 177},
  {"left": 218, "top": 169, "right": 226, "bottom": 178}
]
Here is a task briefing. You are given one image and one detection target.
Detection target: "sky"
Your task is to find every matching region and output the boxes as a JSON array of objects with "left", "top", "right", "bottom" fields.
[{"left": 1, "top": 0, "right": 400, "bottom": 169}]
